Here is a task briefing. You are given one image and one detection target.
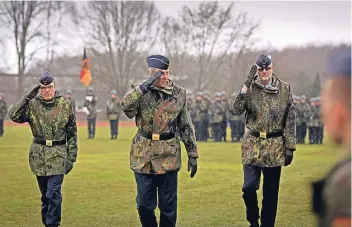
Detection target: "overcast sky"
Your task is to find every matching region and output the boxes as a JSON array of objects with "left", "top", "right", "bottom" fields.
[
  {"left": 1, "top": 1, "right": 351, "bottom": 74},
  {"left": 154, "top": 1, "right": 351, "bottom": 49}
]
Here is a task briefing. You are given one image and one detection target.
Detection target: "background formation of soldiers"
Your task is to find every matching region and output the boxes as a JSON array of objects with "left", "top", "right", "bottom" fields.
[{"left": 0, "top": 89, "right": 323, "bottom": 144}]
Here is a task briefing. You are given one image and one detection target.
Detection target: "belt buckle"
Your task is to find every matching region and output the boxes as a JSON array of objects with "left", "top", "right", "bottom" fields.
[
  {"left": 46, "top": 140, "right": 53, "bottom": 147},
  {"left": 152, "top": 134, "right": 160, "bottom": 141},
  {"left": 260, "top": 132, "right": 267, "bottom": 139}
]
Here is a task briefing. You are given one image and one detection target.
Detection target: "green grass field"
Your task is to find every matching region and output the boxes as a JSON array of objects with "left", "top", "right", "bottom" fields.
[{"left": 0, "top": 125, "right": 343, "bottom": 227}]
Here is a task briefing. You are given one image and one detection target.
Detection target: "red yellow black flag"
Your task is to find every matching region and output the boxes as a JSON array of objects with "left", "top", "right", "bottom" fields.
[{"left": 80, "top": 48, "right": 92, "bottom": 87}]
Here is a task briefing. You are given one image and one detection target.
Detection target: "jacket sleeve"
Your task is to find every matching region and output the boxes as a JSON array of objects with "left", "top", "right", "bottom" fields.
[
  {"left": 8, "top": 96, "right": 30, "bottom": 123},
  {"left": 177, "top": 100, "right": 199, "bottom": 158},
  {"left": 66, "top": 103, "right": 78, "bottom": 163},
  {"left": 120, "top": 85, "right": 144, "bottom": 119},
  {"left": 284, "top": 87, "right": 296, "bottom": 151},
  {"left": 229, "top": 89, "right": 247, "bottom": 115}
]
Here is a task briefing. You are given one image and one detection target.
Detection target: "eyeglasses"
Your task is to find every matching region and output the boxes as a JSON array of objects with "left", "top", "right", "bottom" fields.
[
  {"left": 40, "top": 85, "right": 54, "bottom": 90},
  {"left": 258, "top": 67, "right": 272, "bottom": 72}
]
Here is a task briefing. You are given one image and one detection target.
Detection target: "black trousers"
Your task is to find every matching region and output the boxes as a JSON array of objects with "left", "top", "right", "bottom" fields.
[
  {"left": 87, "top": 118, "right": 96, "bottom": 138},
  {"left": 230, "top": 120, "right": 241, "bottom": 141},
  {"left": 194, "top": 121, "right": 202, "bottom": 141},
  {"left": 242, "top": 165, "right": 282, "bottom": 227},
  {"left": 36, "top": 175, "right": 64, "bottom": 227},
  {"left": 0, "top": 119, "right": 3, "bottom": 136},
  {"left": 134, "top": 171, "right": 178, "bottom": 227},
  {"left": 212, "top": 123, "right": 223, "bottom": 142}
]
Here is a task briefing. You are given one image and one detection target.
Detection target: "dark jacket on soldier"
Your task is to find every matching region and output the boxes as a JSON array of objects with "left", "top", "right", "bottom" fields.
[
  {"left": 229, "top": 75, "right": 296, "bottom": 167},
  {"left": 121, "top": 80, "right": 199, "bottom": 174},
  {"left": 8, "top": 93, "right": 78, "bottom": 176}
]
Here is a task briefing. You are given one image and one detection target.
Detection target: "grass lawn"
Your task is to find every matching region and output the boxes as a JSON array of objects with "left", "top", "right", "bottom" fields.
[{"left": 0, "top": 125, "right": 343, "bottom": 227}]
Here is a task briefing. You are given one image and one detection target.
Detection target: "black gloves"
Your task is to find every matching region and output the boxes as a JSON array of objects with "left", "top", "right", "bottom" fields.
[
  {"left": 188, "top": 157, "right": 198, "bottom": 178},
  {"left": 284, "top": 149, "right": 294, "bottom": 166},
  {"left": 139, "top": 71, "right": 164, "bottom": 93},
  {"left": 244, "top": 65, "right": 257, "bottom": 88},
  {"left": 26, "top": 85, "right": 40, "bottom": 100}
]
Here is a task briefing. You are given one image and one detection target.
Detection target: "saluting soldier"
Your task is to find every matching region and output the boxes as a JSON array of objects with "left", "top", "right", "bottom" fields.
[
  {"left": 229, "top": 54, "right": 296, "bottom": 227},
  {"left": 120, "top": 55, "right": 199, "bottom": 227},
  {"left": 8, "top": 72, "right": 77, "bottom": 227}
]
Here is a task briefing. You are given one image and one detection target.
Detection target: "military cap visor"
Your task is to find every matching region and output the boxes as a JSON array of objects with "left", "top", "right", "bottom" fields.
[
  {"left": 38, "top": 71, "right": 55, "bottom": 86},
  {"left": 256, "top": 54, "right": 272, "bottom": 68},
  {"left": 147, "top": 55, "right": 170, "bottom": 70}
]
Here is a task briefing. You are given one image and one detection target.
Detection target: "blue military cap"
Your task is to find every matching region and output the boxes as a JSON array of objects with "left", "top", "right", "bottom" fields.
[
  {"left": 38, "top": 71, "right": 54, "bottom": 86},
  {"left": 111, "top": 90, "right": 117, "bottom": 94},
  {"left": 326, "top": 49, "right": 351, "bottom": 79},
  {"left": 147, "top": 55, "right": 169, "bottom": 70},
  {"left": 215, "top": 92, "right": 221, "bottom": 97},
  {"left": 256, "top": 54, "right": 272, "bottom": 68}
]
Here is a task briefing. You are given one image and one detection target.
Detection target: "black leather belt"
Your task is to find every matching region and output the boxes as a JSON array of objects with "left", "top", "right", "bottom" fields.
[
  {"left": 247, "top": 129, "right": 283, "bottom": 139},
  {"left": 33, "top": 138, "right": 66, "bottom": 147},
  {"left": 138, "top": 129, "right": 175, "bottom": 141}
]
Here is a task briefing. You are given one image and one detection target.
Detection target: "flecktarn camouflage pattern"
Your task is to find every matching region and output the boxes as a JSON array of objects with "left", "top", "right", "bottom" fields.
[
  {"left": 8, "top": 93, "right": 77, "bottom": 176},
  {"left": 229, "top": 75, "right": 296, "bottom": 167},
  {"left": 121, "top": 79, "right": 199, "bottom": 174}
]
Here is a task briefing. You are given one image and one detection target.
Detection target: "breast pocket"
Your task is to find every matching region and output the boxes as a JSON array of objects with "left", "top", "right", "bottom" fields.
[{"left": 164, "top": 100, "right": 181, "bottom": 121}]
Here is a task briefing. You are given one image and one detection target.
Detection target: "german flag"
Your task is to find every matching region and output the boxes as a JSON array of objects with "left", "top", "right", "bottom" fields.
[{"left": 80, "top": 48, "right": 92, "bottom": 87}]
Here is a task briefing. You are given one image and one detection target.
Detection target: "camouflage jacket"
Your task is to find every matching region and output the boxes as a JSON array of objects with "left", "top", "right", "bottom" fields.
[
  {"left": 296, "top": 102, "right": 311, "bottom": 125},
  {"left": 83, "top": 95, "right": 98, "bottom": 119},
  {"left": 191, "top": 100, "right": 207, "bottom": 122},
  {"left": 201, "top": 99, "right": 211, "bottom": 122},
  {"left": 229, "top": 75, "right": 296, "bottom": 167},
  {"left": 308, "top": 105, "right": 323, "bottom": 127},
  {"left": 211, "top": 100, "right": 226, "bottom": 123},
  {"left": 221, "top": 99, "right": 229, "bottom": 121},
  {"left": 121, "top": 80, "right": 199, "bottom": 175},
  {"left": 313, "top": 153, "right": 351, "bottom": 227},
  {"left": 0, "top": 99, "right": 7, "bottom": 119},
  {"left": 8, "top": 93, "right": 78, "bottom": 176},
  {"left": 106, "top": 98, "right": 122, "bottom": 120}
]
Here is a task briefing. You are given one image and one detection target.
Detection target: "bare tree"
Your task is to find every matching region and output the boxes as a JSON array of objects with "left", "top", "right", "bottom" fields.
[
  {"left": 72, "top": 1, "right": 160, "bottom": 96},
  {"left": 163, "top": 2, "right": 258, "bottom": 91},
  {"left": 0, "top": 1, "right": 68, "bottom": 99}
]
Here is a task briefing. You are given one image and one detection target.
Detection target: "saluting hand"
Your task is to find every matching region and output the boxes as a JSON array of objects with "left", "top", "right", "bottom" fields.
[{"left": 139, "top": 71, "right": 164, "bottom": 93}]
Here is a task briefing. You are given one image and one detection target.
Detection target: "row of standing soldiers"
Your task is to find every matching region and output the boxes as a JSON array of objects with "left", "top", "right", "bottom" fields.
[
  {"left": 294, "top": 95, "right": 324, "bottom": 144},
  {"left": 187, "top": 91, "right": 245, "bottom": 142}
]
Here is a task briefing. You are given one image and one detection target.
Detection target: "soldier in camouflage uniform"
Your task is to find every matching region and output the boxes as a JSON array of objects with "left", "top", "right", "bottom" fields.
[
  {"left": 296, "top": 95, "right": 311, "bottom": 144},
  {"left": 8, "top": 72, "right": 77, "bottom": 227},
  {"left": 308, "top": 97, "right": 322, "bottom": 144},
  {"left": 315, "top": 97, "right": 324, "bottom": 144},
  {"left": 307, "top": 98, "right": 316, "bottom": 144},
  {"left": 202, "top": 91, "right": 211, "bottom": 141},
  {"left": 212, "top": 92, "right": 226, "bottom": 142},
  {"left": 191, "top": 91, "right": 208, "bottom": 141},
  {"left": 229, "top": 54, "right": 296, "bottom": 227},
  {"left": 64, "top": 90, "right": 75, "bottom": 113},
  {"left": 83, "top": 87, "right": 98, "bottom": 139},
  {"left": 120, "top": 55, "right": 199, "bottom": 227},
  {"left": 106, "top": 90, "right": 122, "bottom": 139},
  {"left": 312, "top": 50, "right": 351, "bottom": 227},
  {"left": 229, "top": 92, "right": 244, "bottom": 142},
  {"left": 220, "top": 91, "right": 228, "bottom": 142},
  {"left": 0, "top": 92, "right": 7, "bottom": 137}
]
